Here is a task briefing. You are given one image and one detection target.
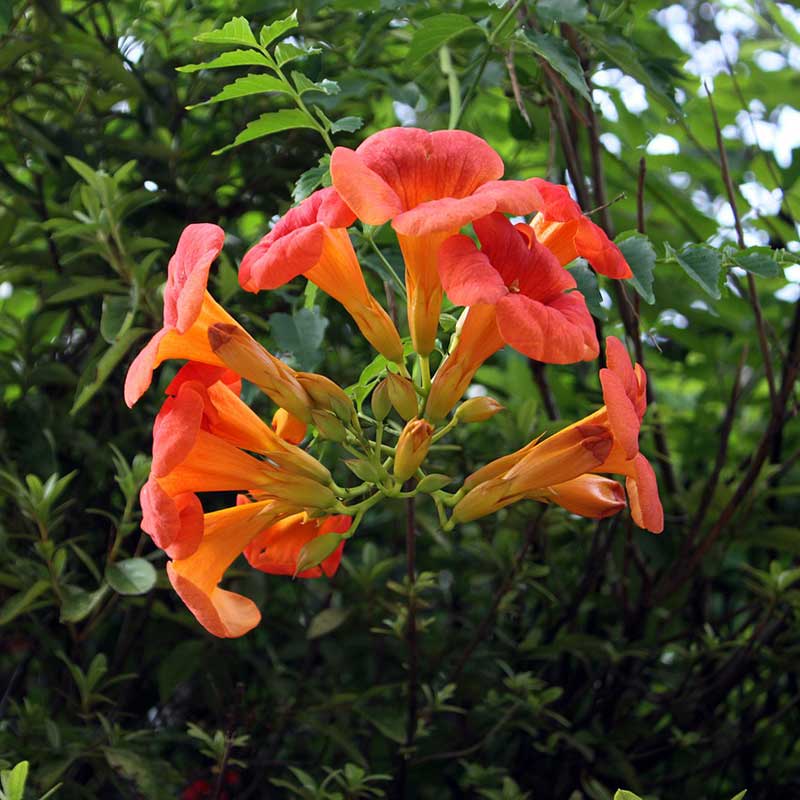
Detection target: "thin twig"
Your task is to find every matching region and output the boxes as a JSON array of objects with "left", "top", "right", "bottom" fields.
[{"left": 706, "top": 83, "right": 778, "bottom": 415}]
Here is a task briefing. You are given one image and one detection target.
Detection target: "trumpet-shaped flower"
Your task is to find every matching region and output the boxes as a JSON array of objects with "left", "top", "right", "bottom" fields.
[
  {"left": 529, "top": 179, "right": 632, "bottom": 279},
  {"left": 239, "top": 188, "right": 404, "bottom": 363},
  {"left": 124, "top": 224, "right": 311, "bottom": 422},
  {"left": 534, "top": 474, "right": 627, "bottom": 519},
  {"left": 427, "top": 213, "right": 598, "bottom": 419},
  {"left": 331, "top": 128, "right": 548, "bottom": 355}
]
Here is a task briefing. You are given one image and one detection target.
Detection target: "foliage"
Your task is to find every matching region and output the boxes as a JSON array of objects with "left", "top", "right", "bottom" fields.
[{"left": 1, "top": 1, "right": 799, "bottom": 798}]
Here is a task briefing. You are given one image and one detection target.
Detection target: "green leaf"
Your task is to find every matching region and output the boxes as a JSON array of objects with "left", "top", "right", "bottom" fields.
[
  {"left": 307, "top": 607, "right": 350, "bottom": 639},
  {"left": 60, "top": 584, "right": 108, "bottom": 623},
  {"left": 516, "top": 30, "right": 592, "bottom": 102},
  {"left": 728, "top": 791, "right": 747, "bottom": 800},
  {"left": 535, "top": 0, "right": 587, "bottom": 24},
  {"left": 0, "top": 579, "right": 51, "bottom": 626},
  {"left": 260, "top": 10, "right": 299, "bottom": 48},
  {"left": 71, "top": 327, "right": 148, "bottom": 413},
  {"left": 187, "top": 74, "right": 288, "bottom": 108},
  {"left": 728, "top": 247, "right": 781, "bottom": 278},
  {"left": 665, "top": 243, "right": 722, "bottom": 299},
  {"left": 177, "top": 49, "right": 273, "bottom": 73},
  {"left": 344, "top": 458, "right": 382, "bottom": 483},
  {"left": 274, "top": 41, "right": 321, "bottom": 67},
  {"left": 614, "top": 792, "right": 642, "bottom": 800},
  {"left": 617, "top": 232, "right": 656, "bottom": 304},
  {"left": 100, "top": 294, "right": 135, "bottom": 343},
  {"left": 157, "top": 640, "right": 205, "bottom": 702},
  {"left": 568, "top": 261, "right": 607, "bottom": 319},
  {"left": 405, "top": 14, "right": 482, "bottom": 65},
  {"left": 330, "top": 116, "right": 363, "bottom": 134},
  {"left": 291, "top": 71, "right": 340, "bottom": 95},
  {"left": 295, "top": 533, "right": 343, "bottom": 576},
  {"left": 293, "top": 155, "right": 331, "bottom": 202},
  {"left": 2, "top": 761, "right": 29, "bottom": 800},
  {"left": 195, "top": 16, "right": 258, "bottom": 48},
  {"left": 212, "top": 109, "right": 318, "bottom": 155},
  {"left": 64, "top": 156, "right": 101, "bottom": 189},
  {"left": 270, "top": 306, "right": 329, "bottom": 371},
  {"left": 105, "top": 558, "right": 157, "bottom": 595},
  {"left": 47, "top": 278, "right": 126, "bottom": 304},
  {"left": 103, "top": 749, "right": 181, "bottom": 800}
]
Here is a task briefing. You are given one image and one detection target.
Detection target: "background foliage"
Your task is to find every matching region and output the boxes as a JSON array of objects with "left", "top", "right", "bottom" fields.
[{"left": 1, "top": 0, "right": 799, "bottom": 798}]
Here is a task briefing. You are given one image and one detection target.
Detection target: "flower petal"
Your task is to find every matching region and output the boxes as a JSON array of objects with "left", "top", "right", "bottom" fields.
[
  {"left": 496, "top": 292, "right": 598, "bottom": 364},
  {"left": 140, "top": 478, "right": 203, "bottom": 558},
  {"left": 545, "top": 474, "right": 626, "bottom": 519},
  {"left": 627, "top": 453, "right": 664, "bottom": 533},
  {"left": 164, "top": 223, "right": 226, "bottom": 334},
  {"left": 152, "top": 385, "right": 205, "bottom": 478},
  {"left": 439, "top": 234, "right": 508, "bottom": 307},
  {"left": 330, "top": 146, "right": 403, "bottom": 224},
  {"left": 393, "top": 195, "right": 496, "bottom": 237},
  {"left": 240, "top": 223, "right": 325, "bottom": 291},
  {"left": 574, "top": 217, "right": 632, "bottom": 278},
  {"left": 474, "top": 179, "right": 544, "bottom": 215},
  {"left": 600, "top": 367, "right": 641, "bottom": 460}
]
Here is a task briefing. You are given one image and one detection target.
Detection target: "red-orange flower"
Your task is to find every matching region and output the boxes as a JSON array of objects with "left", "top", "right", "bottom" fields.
[
  {"left": 239, "top": 188, "right": 404, "bottom": 363},
  {"left": 529, "top": 179, "right": 633, "bottom": 279},
  {"left": 331, "top": 128, "right": 546, "bottom": 355},
  {"left": 453, "top": 337, "right": 663, "bottom": 532},
  {"left": 124, "top": 224, "right": 311, "bottom": 421},
  {"left": 427, "top": 213, "right": 598, "bottom": 419}
]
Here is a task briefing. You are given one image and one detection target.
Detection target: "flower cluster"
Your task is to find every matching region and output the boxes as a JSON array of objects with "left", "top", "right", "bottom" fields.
[{"left": 126, "top": 127, "right": 663, "bottom": 638}]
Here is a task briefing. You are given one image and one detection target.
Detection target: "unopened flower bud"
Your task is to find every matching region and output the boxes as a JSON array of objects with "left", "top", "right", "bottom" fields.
[
  {"left": 207, "top": 323, "right": 312, "bottom": 422},
  {"left": 452, "top": 478, "right": 519, "bottom": 524},
  {"left": 266, "top": 475, "right": 338, "bottom": 511},
  {"left": 297, "top": 373, "right": 356, "bottom": 425},
  {"left": 386, "top": 373, "right": 418, "bottom": 421},
  {"left": 311, "top": 409, "right": 348, "bottom": 442},
  {"left": 455, "top": 396, "right": 505, "bottom": 423},
  {"left": 393, "top": 418, "right": 434, "bottom": 482},
  {"left": 371, "top": 378, "right": 392, "bottom": 421},
  {"left": 272, "top": 408, "right": 307, "bottom": 444}
]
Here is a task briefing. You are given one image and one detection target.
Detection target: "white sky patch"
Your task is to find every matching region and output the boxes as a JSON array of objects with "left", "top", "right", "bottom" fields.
[
  {"left": 659, "top": 309, "right": 689, "bottom": 329},
  {"left": 144, "top": 180, "right": 159, "bottom": 192},
  {"left": 778, "top": 3, "right": 800, "bottom": 33},
  {"left": 393, "top": 101, "right": 417, "bottom": 126},
  {"left": 733, "top": 105, "right": 800, "bottom": 168},
  {"left": 788, "top": 241, "right": 800, "bottom": 253},
  {"left": 112, "top": 100, "right": 130, "bottom": 114},
  {"left": 686, "top": 35, "right": 739, "bottom": 79},
  {"left": 655, "top": 5, "right": 695, "bottom": 51},
  {"left": 593, "top": 88, "right": 618, "bottom": 122},
  {"left": 465, "top": 383, "right": 488, "bottom": 399},
  {"left": 691, "top": 299, "right": 711, "bottom": 311},
  {"left": 592, "top": 69, "right": 648, "bottom": 115},
  {"left": 714, "top": 200, "right": 735, "bottom": 227},
  {"left": 715, "top": 7, "right": 758, "bottom": 36},
  {"left": 0, "top": 281, "right": 12, "bottom": 300},
  {"left": 788, "top": 45, "right": 800, "bottom": 70},
  {"left": 118, "top": 35, "right": 144, "bottom": 65},
  {"left": 775, "top": 283, "right": 800, "bottom": 303},
  {"left": 739, "top": 181, "right": 783, "bottom": 216},
  {"left": 668, "top": 171, "right": 691, "bottom": 189},
  {"left": 599, "top": 289, "right": 613, "bottom": 310},
  {"left": 599, "top": 132, "right": 621, "bottom": 156},
  {"left": 646, "top": 134, "right": 680, "bottom": 155},
  {"left": 755, "top": 50, "right": 787, "bottom": 72},
  {"left": 784, "top": 264, "right": 800, "bottom": 282}
]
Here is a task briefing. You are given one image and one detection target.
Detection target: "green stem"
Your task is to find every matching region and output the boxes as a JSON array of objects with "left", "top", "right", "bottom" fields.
[
  {"left": 431, "top": 416, "right": 458, "bottom": 443},
  {"left": 418, "top": 354, "right": 431, "bottom": 397},
  {"left": 452, "top": 0, "right": 523, "bottom": 129},
  {"left": 366, "top": 232, "right": 406, "bottom": 295},
  {"left": 440, "top": 45, "right": 461, "bottom": 130}
]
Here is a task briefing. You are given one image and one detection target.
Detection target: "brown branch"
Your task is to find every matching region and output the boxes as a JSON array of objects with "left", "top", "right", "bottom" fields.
[
  {"left": 530, "top": 361, "right": 560, "bottom": 420},
  {"left": 706, "top": 84, "right": 778, "bottom": 415}
]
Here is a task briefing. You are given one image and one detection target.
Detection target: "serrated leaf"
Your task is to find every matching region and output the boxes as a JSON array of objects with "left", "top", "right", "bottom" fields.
[
  {"left": 291, "top": 71, "right": 340, "bottom": 95},
  {"left": 212, "top": 109, "right": 318, "bottom": 155},
  {"left": 260, "top": 10, "right": 299, "bottom": 48},
  {"left": 568, "top": 261, "right": 606, "bottom": 319},
  {"left": 728, "top": 247, "right": 781, "bottom": 278},
  {"left": 177, "top": 49, "right": 273, "bottom": 73},
  {"left": 105, "top": 558, "right": 157, "bottom": 595},
  {"left": 665, "top": 243, "right": 722, "bottom": 299},
  {"left": 270, "top": 306, "right": 329, "bottom": 371},
  {"left": 187, "top": 74, "right": 288, "bottom": 108},
  {"left": 516, "top": 30, "right": 592, "bottom": 102},
  {"left": 617, "top": 232, "right": 656, "bottom": 304},
  {"left": 330, "top": 116, "right": 363, "bottom": 134},
  {"left": 293, "top": 155, "right": 331, "bottom": 202},
  {"left": 195, "top": 16, "right": 257, "bottom": 48},
  {"left": 307, "top": 607, "right": 350, "bottom": 639},
  {"left": 274, "top": 41, "right": 321, "bottom": 67},
  {"left": 405, "top": 14, "right": 482, "bottom": 65}
]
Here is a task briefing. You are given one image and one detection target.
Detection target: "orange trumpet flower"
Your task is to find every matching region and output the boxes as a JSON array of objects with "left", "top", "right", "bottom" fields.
[
  {"left": 239, "top": 187, "right": 404, "bottom": 363},
  {"left": 427, "top": 213, "right": 598, "bottom": 419},
  {"left": 330, "top": 128, "right": 549, "bottom": 355},
  {"left": 529, "top": 179, "right": 633, "bottom": 279}
]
